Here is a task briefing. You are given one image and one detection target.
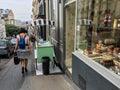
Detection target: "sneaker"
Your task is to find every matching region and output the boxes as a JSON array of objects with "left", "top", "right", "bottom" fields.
[{"left": 25, "top": 68, "right": 28, "bottom": 72}]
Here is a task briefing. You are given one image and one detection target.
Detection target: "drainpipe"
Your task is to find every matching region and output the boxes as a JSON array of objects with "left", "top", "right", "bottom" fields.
[
  {"left": 56, "top": 0, "right": 60, "bottom": 43},
  {"left": 62, "top": 0, "right": 66, "bottom": 71},
  {"left": 54, "top": 0, "right": 60, "bottom": 64}
]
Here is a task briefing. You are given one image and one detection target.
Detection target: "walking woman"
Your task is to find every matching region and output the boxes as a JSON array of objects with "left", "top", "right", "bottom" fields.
[{"left": 14, "top": 28, "right": 32, "bottom": 76}]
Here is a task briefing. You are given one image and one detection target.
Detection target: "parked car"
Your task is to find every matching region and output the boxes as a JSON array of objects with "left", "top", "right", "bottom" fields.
[
  {"left": 0, "top": 39, "right": 14, "bottom": 58},
  {"left": 10, "top": 38, "right": 16, "bottom": 46}
]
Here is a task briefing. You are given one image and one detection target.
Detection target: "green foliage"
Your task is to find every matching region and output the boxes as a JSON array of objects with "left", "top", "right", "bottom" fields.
[{"left": 5, "top": 24, "right": 19, "bottom": 37}]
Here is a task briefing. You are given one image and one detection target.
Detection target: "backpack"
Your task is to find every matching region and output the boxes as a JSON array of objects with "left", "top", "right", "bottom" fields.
[{"left": 18, "top": 35, "right": 26, "bottom": 49}]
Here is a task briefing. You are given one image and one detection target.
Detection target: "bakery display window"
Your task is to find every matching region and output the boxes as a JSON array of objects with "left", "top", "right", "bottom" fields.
[
  {"left": 76, "top": 0, "right": 120, "bottom": 76},
  {"left": 77, "top": 28, "right": 120, "bottom": 76}
]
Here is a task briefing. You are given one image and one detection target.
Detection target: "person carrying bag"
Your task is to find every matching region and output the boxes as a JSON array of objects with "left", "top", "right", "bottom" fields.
[
  {"left": 14, "top": 52, "right": 20, "bottom": 65},
  {"left": 14, "top": 28, "right": 32, "bottom": 76}
]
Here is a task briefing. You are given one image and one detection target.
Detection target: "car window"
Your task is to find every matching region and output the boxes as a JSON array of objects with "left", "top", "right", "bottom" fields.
[{"left": 0, "top": 41, "right": 6, "bottom": 46}]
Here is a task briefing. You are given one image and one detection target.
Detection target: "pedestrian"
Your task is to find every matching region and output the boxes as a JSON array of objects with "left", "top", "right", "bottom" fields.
[
  {"left": 30, "top": 32, "right": 36, "bottom": 43},
  {"left": 14, "top": 28, "right": 32, "bottom": 76}
]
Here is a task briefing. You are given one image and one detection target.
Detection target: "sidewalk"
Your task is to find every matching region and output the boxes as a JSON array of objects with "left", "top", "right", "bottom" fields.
[
  {"left": 19, "top": 54, "right": 80, "bottom": 90},
  {"left": 31, "top": 74, "right": 80, "bottom": 90},
  {"left": 20, "top": 45, "right": 80, "bottom": 90},
  {"left": 20, "top": 73, "right": 80, "bottom": 90}
]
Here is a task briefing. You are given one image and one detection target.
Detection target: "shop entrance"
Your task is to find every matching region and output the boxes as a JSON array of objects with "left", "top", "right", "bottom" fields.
[{"left": 65, "top": 2, "right": 76, "bottom": 74}]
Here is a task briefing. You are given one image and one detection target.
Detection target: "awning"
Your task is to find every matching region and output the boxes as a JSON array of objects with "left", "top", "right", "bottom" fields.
[{"left": 31, "top": 19, "right": 54, "bottom": 26}]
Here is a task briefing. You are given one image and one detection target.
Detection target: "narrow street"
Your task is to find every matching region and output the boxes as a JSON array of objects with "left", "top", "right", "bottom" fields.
[
  {"left": 0, "top": 48, "right": 79, "bottom": 90},
  {"left": 0, "top": 54, "right": 35, "bottom": 90}
]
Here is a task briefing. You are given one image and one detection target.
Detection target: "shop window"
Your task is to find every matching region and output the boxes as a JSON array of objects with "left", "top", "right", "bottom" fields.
[
  {"left": 76, "top": 0, "right": 120, "bottom": 76},
  {"left": 77, "top": 24, "right": 120, "bottom": 76},
  {"left": 108, "top": 9, "right": 111, "bottom": 13},
  {"left": 97, "top": 11, "right": 102, "bottom": 15}
]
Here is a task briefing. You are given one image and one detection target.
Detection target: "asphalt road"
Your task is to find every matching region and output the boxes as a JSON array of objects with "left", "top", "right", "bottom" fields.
[{"left": 0, "top": 54, "right": 35, "bottom": 90}]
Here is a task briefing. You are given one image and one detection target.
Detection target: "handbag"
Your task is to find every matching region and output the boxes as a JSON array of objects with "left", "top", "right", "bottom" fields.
[{"left": 14, "top": 52, "right": 20, "bottom": 65}]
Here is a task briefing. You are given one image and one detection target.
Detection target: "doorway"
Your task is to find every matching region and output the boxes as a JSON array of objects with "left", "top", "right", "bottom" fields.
[{"left": 65, "top": 2, "right": 76, "bottom": 74}]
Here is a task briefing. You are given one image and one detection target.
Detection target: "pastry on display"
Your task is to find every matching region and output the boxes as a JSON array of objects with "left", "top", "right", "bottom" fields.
[
  {"left": 107, "top": 45, "right": 114, "bottom": 51},
  {"left": 100, "top": 59, "right": 115, "bottom": 67},
  {"left": 96, "top": 40, "right": 103, "bottom": 49},
  {"left": 93, "top": 40, "right": 106, "bottom": 53},
  {"left": 101, "top": 46, "right": 107, "bottom": 52},
  {"left": 83, "top": 49, "right": 89, "bottom": 55},
  {"left": 110, "top": 65, "right": 120, "bottom": 75},
  {"left": 93, "top": 48, "right": 101, "bottom": 53},
  {"left": 83, "top": 39, "right": 120, "bottom": 74},
  {"left": 113, "top": 47, "right": 119, "bottom": 54},
  {"left": 83, "top": 49, "right": 92, "bottom": 55}
]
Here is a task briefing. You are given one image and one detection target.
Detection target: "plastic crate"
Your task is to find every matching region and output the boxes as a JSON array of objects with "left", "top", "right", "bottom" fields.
[{"left": 17, "top": 49, "right": 30, "bottom": 59}]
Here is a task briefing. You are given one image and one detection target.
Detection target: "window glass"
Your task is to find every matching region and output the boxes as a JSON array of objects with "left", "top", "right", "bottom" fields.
[
  {"left": 0, "top": 41, "right": 5, "bottom": 46},
  {"left": 76, "top": 0, "right": 120, "bottom": 76}
]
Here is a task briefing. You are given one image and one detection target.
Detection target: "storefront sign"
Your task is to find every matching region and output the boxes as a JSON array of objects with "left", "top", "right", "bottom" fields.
[{"left": 31, "top": 19, "right": 54, "bottom": 26}]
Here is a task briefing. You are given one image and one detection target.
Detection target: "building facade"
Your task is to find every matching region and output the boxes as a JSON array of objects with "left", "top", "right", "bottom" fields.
[
  {"left": 48, "top": 0, "right": 120, "bottom": 90},
  {"left": 6, "top": 19, "right": 22, "bottom": 26},
  {"left": 0, "top": 9, "right": 14, "bottom": 21},
  {"left": 73, "top": 0, "right": 120, "bottom": 90},
  {"left": 0, "top": 14, "right": 6, "bottom": 39},
  {"left": 32, "top": 0, "right": 120, "bottom": 90}
]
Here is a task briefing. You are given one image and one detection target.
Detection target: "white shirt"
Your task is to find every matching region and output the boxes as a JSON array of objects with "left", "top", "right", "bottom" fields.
[{"left": 16, "top": 34, "right": 29, "bottom": 44}]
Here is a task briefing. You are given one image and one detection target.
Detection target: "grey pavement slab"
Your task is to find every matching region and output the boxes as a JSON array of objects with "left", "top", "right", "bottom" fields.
[
  {"left": 19, "top": 74, "right": 80, "bottom": 90},
  {"left": 31, "top": 74, "right": 78, "bottom": 90},
  {"left": 20, "top": 50, "right": 79, "bottom": 90}
]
